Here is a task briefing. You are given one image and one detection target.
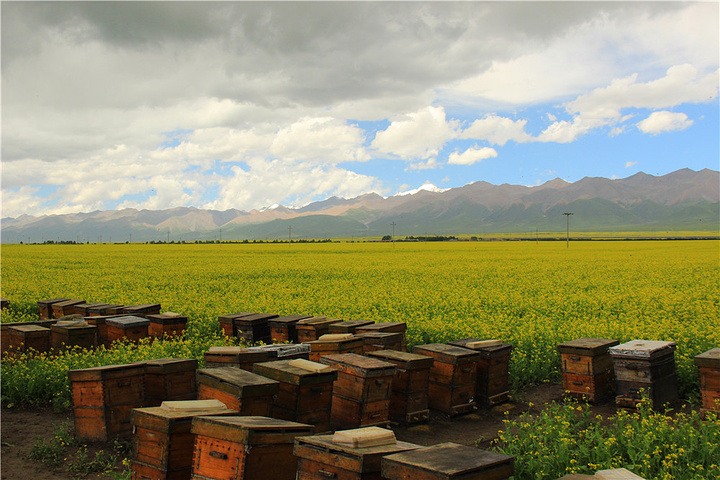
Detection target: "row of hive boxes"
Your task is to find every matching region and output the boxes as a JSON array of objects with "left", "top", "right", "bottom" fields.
[
  {"left": 2, "top": 312, "right": 188, "bottom": 355},
  {"left": 558, "top": 338, "right": 720, "bottom": 412},
  {"left": 129, "top": 402, "right": 515, "bottom": 480},
  {"left": 37, "top": 298, "right": 162, "bottom": 320},
  {"left": 218, "top": 314, "right": 407, "bottom": 350}
]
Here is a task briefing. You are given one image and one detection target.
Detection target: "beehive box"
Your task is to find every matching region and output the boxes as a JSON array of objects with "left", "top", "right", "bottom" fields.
[
  {"left": 381, "top": 442, "right": 515, "bottom": 480},
  {"left": 52, "top": 299, "right": 86, "bottom": 318},
  {"left": 123, "top": 304, "right": 162, "bottom": 317},
  {"left": 356, "top": 322, "right": 407, "bottom": 350},
  {"left": 191, "top": 416, "right": 314, "bottom": 480},
  {"left": 88, "top": 304, "right": 125, "bottom": 316},
  {"left": 234, "top": 313, "right": 277, "bottom": 345},
  {"left": 320, "top": 353, "right": 396, "bottom": 429},
  {"left": 268, "top": 315, "right": 312, "bottom": 343},
  {"left": 146, "top": 312, "right": 188, "bottom": 338},
  {"left": 328, "top": 320, "right": 374, "bottom": 334},
  {"left": 694, "top": 348, "right": 720, "bottom": 412},
  {"left": 296, "top": 317, "right": 344, "bottom": 342},
  {"left": 84, "top": 315, "right": 124, "bottom": 347},
  {"left": 37, "top": 298, "right": 70, "bottom": 319},
  {"left": 556, "top": 338, "right": 619, "bottom": 403},
  {"left": 8, "top": 324, "right": 51, "bottom": 354},
  {"left": 203, "top": 347, "right": 273, "bottom": 371},
  {"left": 69, "top": 363, "right": 146, "bottom": 441},
  {"left": 51, "top": 322, "right": 97, "bottom": 351},
  {"left": 307, "top": 334, "right": 365, "bottom": 362},
  {"left": 367, "top": 350, "right": 434, "bottom": 424},
  {"left": 449, "top": 338, "right": 514, "bottom": 406},
  {"left": 253, "top": 359, "right": 337, "bottom": 433},
  {"left": 196, "top": 367, "right": 279, "bottom": 416},
  {"left": 139, "top": 358, "right": 199, "bottom": 407},
  {"left": 356, "top": 331, "right": 404, "bottom": 354},
  {"left": 73, "top": 302, "right": 109, "bottom": 316},
  {"left": 249, "top": 343, "right": 311, "bottom": 360},
  {"left": 1, "top": 320, "right": 56, "bottom": 355},
  {"left": 217, "top": 312, "right": 253, "bottom": 338},
  {"left": 609, "top": 340, "right": 678, "bottom": 409},
  {"left": 412, "top": 344, "right": 480, "bottom": 416},
  {"left": 106, "top": 315, "right": 150, "bottom": 343},
  {"left": 130, "top": 400, "right": 237, "bottom": 480},
  {"left": 294, "top": 429, "right": 420, "bottom": 480}
]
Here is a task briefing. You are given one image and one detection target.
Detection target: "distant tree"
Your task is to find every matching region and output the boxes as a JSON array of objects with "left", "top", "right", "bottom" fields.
[{"left": 381, "top": 235, "right": 392, "bottom": 241}]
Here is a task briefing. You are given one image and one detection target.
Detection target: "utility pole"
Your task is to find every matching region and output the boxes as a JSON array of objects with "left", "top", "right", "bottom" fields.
[
  {"left": 391, "top": 221, "right": 396, "bottom": 248},
  {"left": 288, "top": 225, "right": 292, "bottom": 243},
  {"left": 563, "top": 212, "right": 574, "bottom": 248},
  {"left": 219, "top": 228, "right": 222, "bottom": 243}
]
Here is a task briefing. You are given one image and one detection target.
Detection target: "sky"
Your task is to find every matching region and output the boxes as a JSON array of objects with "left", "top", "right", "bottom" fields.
[{"left": 1, "top": 1, "right": 718, "bottom": 219}]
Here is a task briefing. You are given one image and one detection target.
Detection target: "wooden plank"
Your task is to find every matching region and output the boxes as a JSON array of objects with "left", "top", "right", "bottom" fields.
[
  {"left": 196, "top": 367, "right": 279, "bottom": 398},
  {"left": 319, "top": 354, "right": 397, "bottom": 378},
  {"left": 556, "top": 338, "right": 619, "bottom": 357},
  {"left": 412, "top": 344, "right": 481, "bottom": 365},
  {"left": 253, "top": 360, "right": 338, "bottom": 387}
]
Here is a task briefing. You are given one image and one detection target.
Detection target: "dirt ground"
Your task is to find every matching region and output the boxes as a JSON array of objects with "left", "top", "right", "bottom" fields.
[{"left": 0, "top": 383, "right": 614, "bottom": 480}]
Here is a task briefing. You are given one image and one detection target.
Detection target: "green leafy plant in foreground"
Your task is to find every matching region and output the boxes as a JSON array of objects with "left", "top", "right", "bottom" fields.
[{"left": 493, "top": 398, "right": 720, "bottom": 479}]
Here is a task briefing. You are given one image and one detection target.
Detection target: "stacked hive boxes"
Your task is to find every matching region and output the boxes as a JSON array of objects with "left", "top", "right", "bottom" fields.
[
  {"left": 557, "top": 338, "right": 618, "bottom": 403},
  {"left": 448, "top": 338, "right": 513, "bottom": 407},
  {"left": 320, "top": 353, "right": 396, "bottom": 430},
  {"left": 139, "top": 358, "right": 198, "bottom": 407},
  {"left": 196, "top": 367, "right": 279, "bottom": 415},
  {"left": 413, "top": 344, "right": 479, "bottom": 416},
  {"left": 37, "top": 298, "right": 70, "bottom": 319},
  {"left": 269, "top": 315, "right": 312, "bottom": 343},
  {"left": 609, "top": 340, "right": 678, "bottom": 409},
  {"left": 356, "top": 322, "right": 407, "bottom": 351}
]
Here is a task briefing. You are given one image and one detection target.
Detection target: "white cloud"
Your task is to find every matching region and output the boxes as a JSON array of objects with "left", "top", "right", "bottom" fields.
[
  {"left": 625, "top": 161, "right": 637, "bottom": 168},
  {"left": 447, "top": 147, "right": 498, "bottom": 166},
  {"left": 460, "top": 115, "right": 531, "bottom": 146},
  {"left": 407, "top": 158, "right": 440, "bottom": 171},
  {"left": 636, "top": 111, "right": 694, "bottom": 134},
  {"left": 270, "top": 117, "right": 369, "bottom": 164},
  {"left": 372, "top": 106, "right": 458, "bottom": 160}
]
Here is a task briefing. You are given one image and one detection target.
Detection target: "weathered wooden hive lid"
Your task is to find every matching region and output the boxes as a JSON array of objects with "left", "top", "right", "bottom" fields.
[
  {"left": 208, "top": 346, "right": 248, "bottom": 354},
  {"left": 311, "top": 333, "right": 360, "bottom": 345},
  {"left": 297, "top": 316, "right": 337, "bottom": 326},
  {"left": 87, "top": 303, "right": 124, "bottom": 313},
  {"left": 366, "top": 350, "right": 434, "bottom": 369},
  {"left": 268, "top": 314, "right": 312, "bottom": 325},
  {"left": 54, "top": 299, "right": 85, "bottom": 307},
  {"left": 412, "top": 343, "right": 482, "bottom": 364},
  {"left": 68, "top": 362, "right": 146, "bottom": 381},
  {"left": 56, "top": 317, "right": 89, "bottom": 327},
  {"left": 294, "top": 434, "right": 420, "bottom": 468},
  {"left": 191, "top": 416, "right": 314, "bottom": 444},
  {"left": 9, "top": 324, "right": 50, "bottom": 334},
  {"left": 234, "top": 312, "right": 278, "bottom": 323},
  {"left": 123, "top": 303, "right": 161, "bottom": 313},
  {"left": 140, "top": 357, "right": 198, "bottom": 373},
  {"left": 381, "top": 442, "right": 514, "bottom": 477},
  {"left": 160, "top": 399, "right": 227, "bottom": 412},
  {"left": 106, "top": 315, "right": 150, "bottom": 328},
  {"left": 355, "top": 331, "right": 403, "bottom": 342},
  {"left": 356, "top": 322, "right": 407, "bottom": 332},
  {"left": 253, "top": 359, "right": 338, "bottom": 385},
  {"left": 595, "top": 468, "right": 646, "bottom": 480},
  {"left": 328, "top": 320, "right": 374, "bottom": 333},
  {"left": 694, "top": 347, "right": 720, "bottom": 368},
  {"left": 131, "top": 400, "right": 238, "bottom": 430},
  {"left": 218, "top": 312, "right": 254, "bottom": 322},
  {"left": 332, "top": 427, "right": 396, "bottom": 448},
  {"left": 248, "top": 343, "right": 310, "bottom": 358},
  {"left": 557, "top": 338, "right": 620, "bottom": 356},
  {"left": 319, "top": 353, "right": 396, "bottom": 377},
  {"left": 38, "top": 298, "right": 70, "bottom": 306},
  {"left": 196, "top": 366, "right": 279, "bottom": 396},
  {"left": 287, "top": 358, "right": 335, "bottom": 373},
  {"left": 449, "top": 337, "right": 513, "bottom": 356},
  {"left": 608, "top": 340, "right": 676, "bottom": 359},
  {"left": 147, "top": 311, "right": 188, "bottom": 323}
]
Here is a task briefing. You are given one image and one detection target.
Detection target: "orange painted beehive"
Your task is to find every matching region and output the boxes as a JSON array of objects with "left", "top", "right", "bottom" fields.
[
  {"left": 147, "top": 312, "right": 188, "bottom": 339},
  {"left": 51, "top": 299, "right": 86, "bottom": 318},
  {"left": 8, "top": 324, "right": 51, "bottom": 354},
  {"left": 51, "top": 322, "right": 97, "bottom": 351},
  {"left": 296, "top": 317, "right": 343, "bottom": 343},
  {"left": 367, "top": 350, "right": 433, "bottom": 424},
  {"left": 191, "top": 416, "right": 314, "bottom": 480},
  {"left": 139, "top": 358, "right": 198, "bottom": 407},
  {"left": 319, "top": 353, "right": 396, "bottom": 430},
  {"left": 694, "top": 348, "right": 720, "bottom": 413},
  {"left": 268, "top": 315, "right": 312, "bottom": 343},
  {"left": 449, "top": 338, "right": 514, "bottom": 406},
  {"left": 306, "top": 334, "right": 365, "bottom": 362},
  {"left": 69, "top": 363, "right": 145, "bottom": 441},
  {"left": 196, "top": 367, "right": 279, "bottom": 416},
  {"left": 106, "top": 315, "right": 150, "bottom": 344},
  {"left": 37, "top": 298, "right": 70, "bottom": 319},
  {"left": 556, "top": 338, "right": 619, "bottom": 403},
  {"left": 253, "top": 359, "right": 337, "bottom": 434},
  {"left": 130, "top": 400, "right": 237, "bottom": 480},
  {"left": 355, "top": 322, "right": 407, "bottom": 351},
  {"left": 356, "top": 331, "right": 404, "bottom": 354}
]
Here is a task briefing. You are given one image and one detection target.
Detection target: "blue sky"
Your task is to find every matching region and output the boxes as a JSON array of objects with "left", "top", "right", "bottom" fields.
[{"left": 2, "top": 2, "right": 718, "bottom": 218}]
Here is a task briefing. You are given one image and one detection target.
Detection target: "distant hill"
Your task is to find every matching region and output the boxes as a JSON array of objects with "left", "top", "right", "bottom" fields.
[{"left": 2, "top": 168, "right": 718, "bottom": 242}]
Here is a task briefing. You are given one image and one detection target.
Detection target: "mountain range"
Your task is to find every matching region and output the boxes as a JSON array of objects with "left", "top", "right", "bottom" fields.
[{"left": 2, "top": 168, "right": 718, "bottom": 242}]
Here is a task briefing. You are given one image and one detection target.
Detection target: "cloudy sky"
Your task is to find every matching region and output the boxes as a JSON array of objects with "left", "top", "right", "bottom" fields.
[{"left": 2, "top": 1, "right": 718, "bottom": 219}]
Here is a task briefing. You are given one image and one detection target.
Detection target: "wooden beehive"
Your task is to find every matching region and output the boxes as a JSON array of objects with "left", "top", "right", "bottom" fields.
[
  {"left": 191, "top": 416, "right": 314, "bottom": 480},
  {"left": 52, "top": 299, "right": 86, "bottom": 318},
  {"left": 83, "top": 315, "right": 123, "bottom": 347},
  {"left": 146, "top": 312, "right": 188, "bottom": 339},
  {"left": 196, "top": 367, "right": 279, "bottom": 416},
  {"left": 51, "top": 322, "right": 97, "bottom": 351},
  {"left": 449, "top": 338, "right": 514, "bottom": 406},
  {"left": 294, "top": 430, "right": 419, "bottom": 480},
  {"left": 234, "top": 313, "right": 277, "bottom": 345},
  {"left": 412, "top": 344, "right": 480, "bottom": 416},
  {"left": 356, "top": 331, "right": 404, "bottom": 354},
  {"left": 37, "top": 298, "right": 70, "bottom": 319},
  {"left": 69, "top": 363, "right": 146, "bottom": 441},
  {"left": 249, "top": 343, "right": 311, "bottom": 360},
  {"left": 328, "top": 320, "right": 374, "bottom": 334},
  {"left": 356, "top": 322, "right": 408, "bottom": 350},
  {"left": 203, "top": 347, "right": 272, "bottom": 371},
  {"left": 88, "top": 304, "right": 125, "bottom": 316},
  {"left": 122, "top": 304, "right": 162, "bottom": 317},
  {"left": 319, "top": 353, "right": 396, "bottom": 430},
  {"left": 307, "top": 334, "right": 365, "bottom": 362},
  {"left": 296, "top": 317, "right": 343, "bottom": 343},
  {"left": 253, "top": 359, "right": 338, "bottom": 434},
  {"left": 1, "top": 320, "right": 56, "bottom": 355},
  {"left": 106, "top": 315, "right": 150, "bottom": 344},
  {"left": 556, "top": 338, "right": 619, "bottom": 403},
  {"left": 130, "top": 400, "right": 237, "bottom": 480},
  {"left": 381, "top": 442, "right": 515, "bottom": 480},
  {"left": 138, "top": 358, "right": 198, "bottom": 407},
  {"left": 217, "top": 312, "right": 253, "bottom": 338},
  {"left": 268, "top": 315, "right": 312, "bottom": 343},
  {"left": 367, "top": 350, "right": 434, "bottom": 424},
  {"left": 73, "top": 302, "right": 108, "bottom": 316},
  {"left": 694, "top": 348, "right": 720, "bottom": 412},
  {"left": 609, "top": 340, "right": 678, "bottom": 409},
  {"left": 8, "top": 324, "right": 51, "bottom": 354}
]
